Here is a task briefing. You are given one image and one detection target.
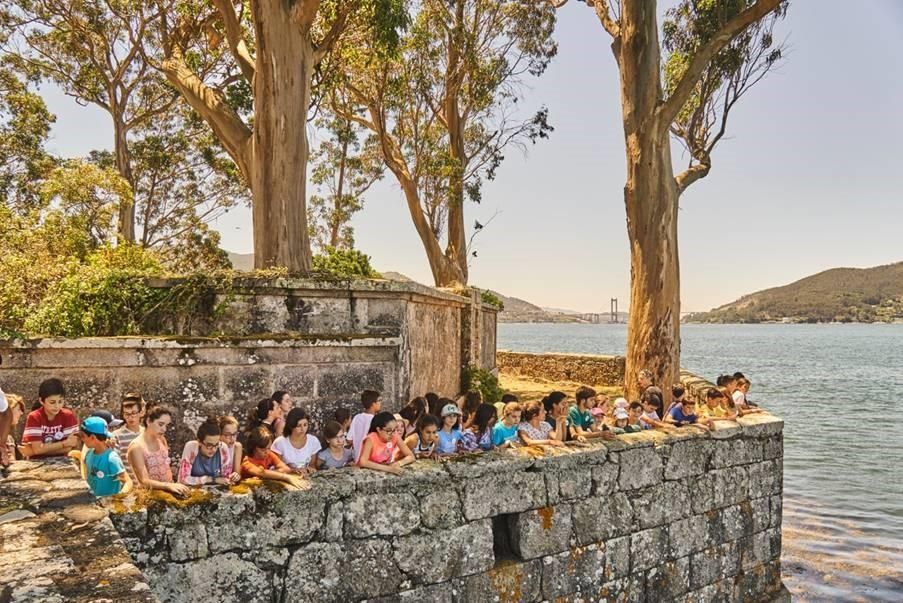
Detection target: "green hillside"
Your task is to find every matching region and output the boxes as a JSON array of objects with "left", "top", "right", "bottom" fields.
[{"left": 685, "top": 262, "right": 903, "bottom": 324}]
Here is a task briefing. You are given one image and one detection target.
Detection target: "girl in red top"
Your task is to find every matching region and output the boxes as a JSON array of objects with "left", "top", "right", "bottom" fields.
[
  {"left": 357, "top": 412, "right": 415, "bottom": 475},
  {"left": 239, "top": 427, "right": 303, "bottom": 488}
]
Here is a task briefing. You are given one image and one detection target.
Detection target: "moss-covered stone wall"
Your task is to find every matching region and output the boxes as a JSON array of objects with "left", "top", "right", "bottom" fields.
[{"left": 107, "top": 414, "right": 785, "bottom": 603}]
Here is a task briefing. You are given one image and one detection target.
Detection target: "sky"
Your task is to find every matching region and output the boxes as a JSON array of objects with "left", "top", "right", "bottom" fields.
[{"left": 35, "top": 1, "right": 903, "bottom": 314}]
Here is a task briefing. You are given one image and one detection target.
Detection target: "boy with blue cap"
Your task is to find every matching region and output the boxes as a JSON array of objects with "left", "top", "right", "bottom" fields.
[{"left": 80, "top": 416, "right": 132, "bottom": 497}]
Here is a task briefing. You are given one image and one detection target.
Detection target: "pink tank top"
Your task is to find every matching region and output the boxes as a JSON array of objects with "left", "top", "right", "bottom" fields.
[{"left": 144, "top": 439, "right": 173, "bottom": 482}]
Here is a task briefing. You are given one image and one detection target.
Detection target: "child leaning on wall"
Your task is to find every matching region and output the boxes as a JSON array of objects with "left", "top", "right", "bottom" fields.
[
  {"left": 357, "top": 411, "right": 415, "bottom": 475},
  {"left": 178, "top": 418, "right": 240, "bottom": 486},
  {"left": 80, "top": 416, "right": 132, "bottom": 497},
  {"left": 20, "top": 378, "right": 79, "bottom": 459},
  {"left": 349, "top": 390, "right": 382, "bottom": 462},
  {"left": 240, "top": 426, "right": 304, "bottom": 488}
]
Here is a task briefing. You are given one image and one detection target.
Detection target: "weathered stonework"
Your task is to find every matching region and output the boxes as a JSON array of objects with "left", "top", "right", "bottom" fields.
[
  {"left": 101, "top": 416, "right": 785, "bottom": 603},
  {"left": 0, "top": 280, "right": 497, "bottom": 457},
  {"left": 496, "top": 351, "right": 625, "bottom": 387},
  {"left": 0, "top": 458, "right": 157, "bottom": 603}
]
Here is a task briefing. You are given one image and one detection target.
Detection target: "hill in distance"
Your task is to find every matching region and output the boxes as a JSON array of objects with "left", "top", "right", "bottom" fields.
[{"left": 685, "top": 261, "right": 903, "bottom": 324}]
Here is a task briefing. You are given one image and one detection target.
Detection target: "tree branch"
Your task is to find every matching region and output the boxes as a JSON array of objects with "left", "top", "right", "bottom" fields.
[
  {"left": 212, "top": 0, "right": 256, "bottom": 83},
  {"left": 658, "top": 0, "right": 783, "bottom": 129},
  {"left": 675, "top": 158, "right": 711, "bottom": 195},
  {"left": 313, "top": 2, "right": 353, "bottom": 64}
]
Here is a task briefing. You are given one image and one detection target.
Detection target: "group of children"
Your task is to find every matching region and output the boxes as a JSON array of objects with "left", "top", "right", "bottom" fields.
[{"left": 0, "top": 369, "right": 765, "bottom": 498}]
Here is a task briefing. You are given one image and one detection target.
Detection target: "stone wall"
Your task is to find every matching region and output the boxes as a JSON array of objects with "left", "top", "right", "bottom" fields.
[
  {"left": 107, "top": 414, "right": 785, "bottom": 603},
  {"left": 0, "top": 458, "right": 157, "bottom": 603},
  {"left": 497, "top": 351, "right": 625, "bottom": 387}
]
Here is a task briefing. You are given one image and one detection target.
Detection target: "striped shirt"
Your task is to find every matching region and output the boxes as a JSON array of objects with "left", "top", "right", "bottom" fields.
[{"left": 113, "top": 425, "right": 142, "bottom": 477}]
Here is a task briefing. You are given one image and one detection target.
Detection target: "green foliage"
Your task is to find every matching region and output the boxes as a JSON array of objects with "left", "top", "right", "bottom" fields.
[
  {"left": 480, "top": 289, "right": 504, "bottom": 310},
  {"left": 312, "top": 247, "right": 381, "bottom": 279},
  {"left": 463, "top": 367, "right": 504, "bottom": 404},
  {"left": 685, "top": 262, "right": 903, "bottom": 324}
]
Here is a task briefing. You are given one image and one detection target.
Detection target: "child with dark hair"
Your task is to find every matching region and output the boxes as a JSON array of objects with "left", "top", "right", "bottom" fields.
[
  {"left": 666, "top": 398, "right": 708, "bottom": 430},
  {"left": 518, "top": 401, "right": 565, "bottom": 447},
  {"left": 113, "top": 393, "right": 144, "bottom": 478},
  {"left": 497, "top": 393, "right": 519, "bottom": 416},
  {"left": 128, "top": 405, "right": 190, "bottom": 498},
  {"left": 334, "top": 407, "right": 352, "bottom": 432},
  {"left": 178, "top": 418, "right": 239, "bottom": 486},
  {"left": 313, "top": 421, "right": 354, "bottom": 470},
  {"left": 80, "top": 417, "right": 132, "bottom": 497},
  {"left": 349, "top": 390, "right": 382, "bottom": 461},
  {"left": 399, "top": 397, "right": 428, "bottom": 438},
  {"left": 404, "top": 414, "right": 440, "bottom": 459},
  {"left": 2, "top": 393, "right": 24, "bottom": 464},
  {"left": 425, "top": 392, "right": 442, "bottom": 417},
  {"left": 240, "top": 426, "right": 303, "bottom": 487},
  {"left": 466, "top": 403, "right": 498, "bottom": 451},
  {"left": 569, "top": 386, "right": 614, "bottom": 441},
  {"left": 665, "top": 383, "right": 687, "bottom": 417},
  {"left": 639, "top": 392, "right": 669, "bottom": 430},
  {"left": 542, "top": 391, "right": 568, "bottom": 434},
  {"left": 248, "top": 397, "right": 282, "bottom": 438},
  {"left": 20, "top": 378, "right": 79, "bottom": 458},
  {"left": 698, "top": 388, "right": 734, "bottom": 426},
  {"left": 437, "top": 404, "right": 464, "bottom": 455},
  {"left": 460, "top": 391, "right": 482, "bottom": 430},
  {"left": 271, "top": 408, "right": 321, "bottom": 474},
  {"left": 358, "top": 411, "right": 414, "bottom": 474},
  {"left": 271, "top": 391, "right": 294, "bottom": 436},
  {"left": 218, "top": 415, "right": 243, "bottom": 475},
  {"left": 624, "top": 402, "right": 645, "bottom": 433}
]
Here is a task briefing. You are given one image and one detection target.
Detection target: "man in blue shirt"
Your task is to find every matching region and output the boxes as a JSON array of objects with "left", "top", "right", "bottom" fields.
[
  {"left": 667, "top": 399, "right": 707, "bottom": 429},
  {"left": 80, "top": 416, "right": 132, "bottom": 497}
]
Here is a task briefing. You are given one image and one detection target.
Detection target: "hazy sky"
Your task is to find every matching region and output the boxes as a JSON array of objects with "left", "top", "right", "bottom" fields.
[{"left": 36, "top": 1, "right": 903, "bottom": 313}]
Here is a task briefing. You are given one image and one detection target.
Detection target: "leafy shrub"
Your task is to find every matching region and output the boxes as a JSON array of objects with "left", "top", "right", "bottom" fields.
[
  {"left": 463, "top": 367, "right": 504, "bottom": 404},
  {"left": 312, "top": 246, "right": 381, "bottom": 279},
  {"left": 480, "top": 289, "right": 504, "bottom": 310}
]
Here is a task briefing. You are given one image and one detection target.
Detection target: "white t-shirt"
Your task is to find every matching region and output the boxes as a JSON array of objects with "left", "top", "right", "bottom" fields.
[
  {"left": 0, "top": 386, "right": 7, "bottom": 413},
  {"left": 271, "top": 435, "right": 321, "bottom": 468},
  {"left": 349, "top": 412, "right": 374, "bottom": 462},
  {"left": 732, "top": 390, "right": 746, "bottom": 407}
]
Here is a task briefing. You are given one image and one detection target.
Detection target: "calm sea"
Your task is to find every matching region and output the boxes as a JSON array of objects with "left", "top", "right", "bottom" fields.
[{"left": 498, "top": 323, "right": 903, "bottom": 602}]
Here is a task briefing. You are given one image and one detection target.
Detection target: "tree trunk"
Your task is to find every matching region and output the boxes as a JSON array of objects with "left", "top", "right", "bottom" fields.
[
  {"left": 249, "top": 0, "right": 314, "bottom": 272},
  {"left": 113, "top": 117, "right": 136, "bottom": 243},
  {"left": 330, "top": 133, "right": 349, "bottom": 248},
  {"left": 618, "top": 0, "right": 681, "bottom": 401},
  {"left": 443, "top": 0, "right": 469, "bottom": 286}
]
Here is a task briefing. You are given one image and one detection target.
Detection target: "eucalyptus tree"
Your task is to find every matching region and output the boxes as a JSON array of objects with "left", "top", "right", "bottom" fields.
[
  {"left": 333, "top": 0, "right": 556, "bottom": 286},
  {"left": 156, "top": 0, "right": 406, "bottom": 272},
  {"left": 551, "top": 0, "right": 787, "bottom": 398}
]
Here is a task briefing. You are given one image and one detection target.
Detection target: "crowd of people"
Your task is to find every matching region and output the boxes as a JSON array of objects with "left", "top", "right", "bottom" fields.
[{"left": 0, "top": 369, "right": 765, "bottom": 499}]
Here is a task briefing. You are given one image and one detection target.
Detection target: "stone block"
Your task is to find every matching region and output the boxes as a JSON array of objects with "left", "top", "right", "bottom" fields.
[
  {"left": 721, "top": 502, "right": 755, "bottom": 542},
  {"left": 345, "top": 493, "right": 420, "bottom": 538},
  {"left": 285, "top": 540, "right": 403, "bottom": 602},
  {"left": 747, "top": 460, "right": 783, "bottom": 499},
  {"left": 710, "top": 438, "right": 762, "bottom": 469},
  {"left": 271, "top": 365, "right": 316, "bottom": 399},
  {"left": 509, "top": 505, "right": 573, "bottom": 560},
  {"left": 645, "top": 556, "right": 690, "bottom": 600},
  {"left": 557, "top": 467, "right": 593, "bottom": 501},
  {"left": 411, "top": 488, "right": 460, "bottom": 530},
  {"left": 540, "top": 543, "right": 607, "bottom": 600},
  {"left": 461, "top": 471, "right": 547, "bottom": 520},
  {"left": 733, "top": 560, "right": 782, "bottom": 601},
  {"left": 222, "top": 366, "right": 273, "bottom": 403},
  {"left": 689, "top": 542, "right": 740, "bottom": 590},
  {"left": 145, "top": 553, "right": 272, "bottom": 603},
  {"left": 454, "top": 558, "right": 543, "bottom": 603},
  {"left": 710, "top": 468, "right": 749, "bottom": 509},
  {"left": 769, "top": 495, "right": 783, "bottom": 529},
  {"left": 630, "top": 526, "right": 668, "bottom": 572},
  {"left": 597, "top": 573, "right": 646, "bottom": 603},
  {"left": 668, "top": 514, "right": 709, "bottom": 559},
  {"left": 443, "top": 451, "right": 534, "bottom": 480},
  {"left": 604, "top": 536, "right": 631, "bottom": 581},
  {"left": 323, "top": 501, "right": 344, "bottom": 542},
  {"left": 741, "top": 529, "right": 780, "bottom": 571},
  {"left": 630, "top": 481, "right": 691, "bottom": 529},
  {"left": 664, "top": 439, "right": 711, "bottom": 480},
  {"left": 684, "top": 577, "right": 736, "bottom": 603},
  {"left": 688, "top": 474, "right": 717, "bottom": 514},
  {"left": 591, "top": 461, "right": 619, "bottom": 496},
  {"left": 736, "top": 414, "right": 784, "bottom": 438},
  {"left": 761, "top": 434, "right": 783, "bottom": 460},
  {"left": 750, "top": 497, "right": 771, "bottom": 534},
  {"left": 617, "top": 446, "right": 663, "bottom": 491},
  {"left": 168, "top": 521, "right": 209, "bottom": 562},
  {"left": 393, "top": 519, "right": 494, "bottom": 585},
  {"left": 369, "top": 582, "right": 455, "bottom": 603},
  {"left": 571, "top": 492, "right": 633, "bottom": 546},
  {"left": 318, "top": 364, "right": 386, "bottom": 399}
]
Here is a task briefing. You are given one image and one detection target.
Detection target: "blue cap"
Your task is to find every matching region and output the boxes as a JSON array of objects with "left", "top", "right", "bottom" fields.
[{"left": 81, "top": 416, "right": 112, "bottom": 438}]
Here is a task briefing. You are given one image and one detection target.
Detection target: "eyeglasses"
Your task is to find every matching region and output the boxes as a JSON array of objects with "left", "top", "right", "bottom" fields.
[
  {"left": 380, "top": 427, "right": 396, "bottom": 434},
  {"left": 200, "top": 440, "right": 219, "bottom": 449},
  {"left": 221, "top": 431, "right": 237, "bottom": 439}
]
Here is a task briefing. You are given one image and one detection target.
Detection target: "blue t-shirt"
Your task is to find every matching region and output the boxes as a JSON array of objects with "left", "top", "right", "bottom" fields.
[
  {"left": 669, "top": 405, "right": 698, "bottom": 425},
  {"left": 85, "top": 448, "right": 126, "bottom": 497},
  {"left": 492, "top": 422, "right": 519, "bottom": 446},
  {"left": 437, "top": 429, "right": 462, "bottom": 454}
]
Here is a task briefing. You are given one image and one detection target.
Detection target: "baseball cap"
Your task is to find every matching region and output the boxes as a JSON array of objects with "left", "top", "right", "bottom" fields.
[
  {"left": 590, "top": 407, "right": 604, "bottom": 417},
  {"left": 90, "top": 409, "right": 124, "bottom": 429},
  {"left": 614, "top": 398, "right": 629, "bottom": 409},
  {"left": 614, "top": 408, "right": 629, "bottom": 420},
  {"left": 81, "top": 416, "right": 112, "bottom": 438},
  {"left": 441, "top": 404, "right": 463, "bottom": 417}
]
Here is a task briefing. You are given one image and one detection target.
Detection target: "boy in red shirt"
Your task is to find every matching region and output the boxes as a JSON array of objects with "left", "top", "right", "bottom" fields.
[{"left": 20, "top": 378, "right": 79, "bottom": 458}]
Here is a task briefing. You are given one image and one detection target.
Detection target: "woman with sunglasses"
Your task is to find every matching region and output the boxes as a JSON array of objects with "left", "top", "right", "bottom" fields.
[{"left": 177, "top": 417, "right": 240, "bottom": 486}]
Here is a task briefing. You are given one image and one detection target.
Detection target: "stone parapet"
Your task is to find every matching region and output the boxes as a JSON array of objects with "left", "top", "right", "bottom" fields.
[
  {"left": 0, "top": 458, "right": 158, "bottom": 603},
  {"left": 497, "top": 351, "right": 625, "bottom": 387},
  {"left": 107, "top": 415, "right": 785, "bottom": 603}
]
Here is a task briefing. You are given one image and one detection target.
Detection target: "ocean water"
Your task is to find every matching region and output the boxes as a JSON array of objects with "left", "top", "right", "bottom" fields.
[{"left": 498, "top": 322, "right": 903, "bottom": 602}]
